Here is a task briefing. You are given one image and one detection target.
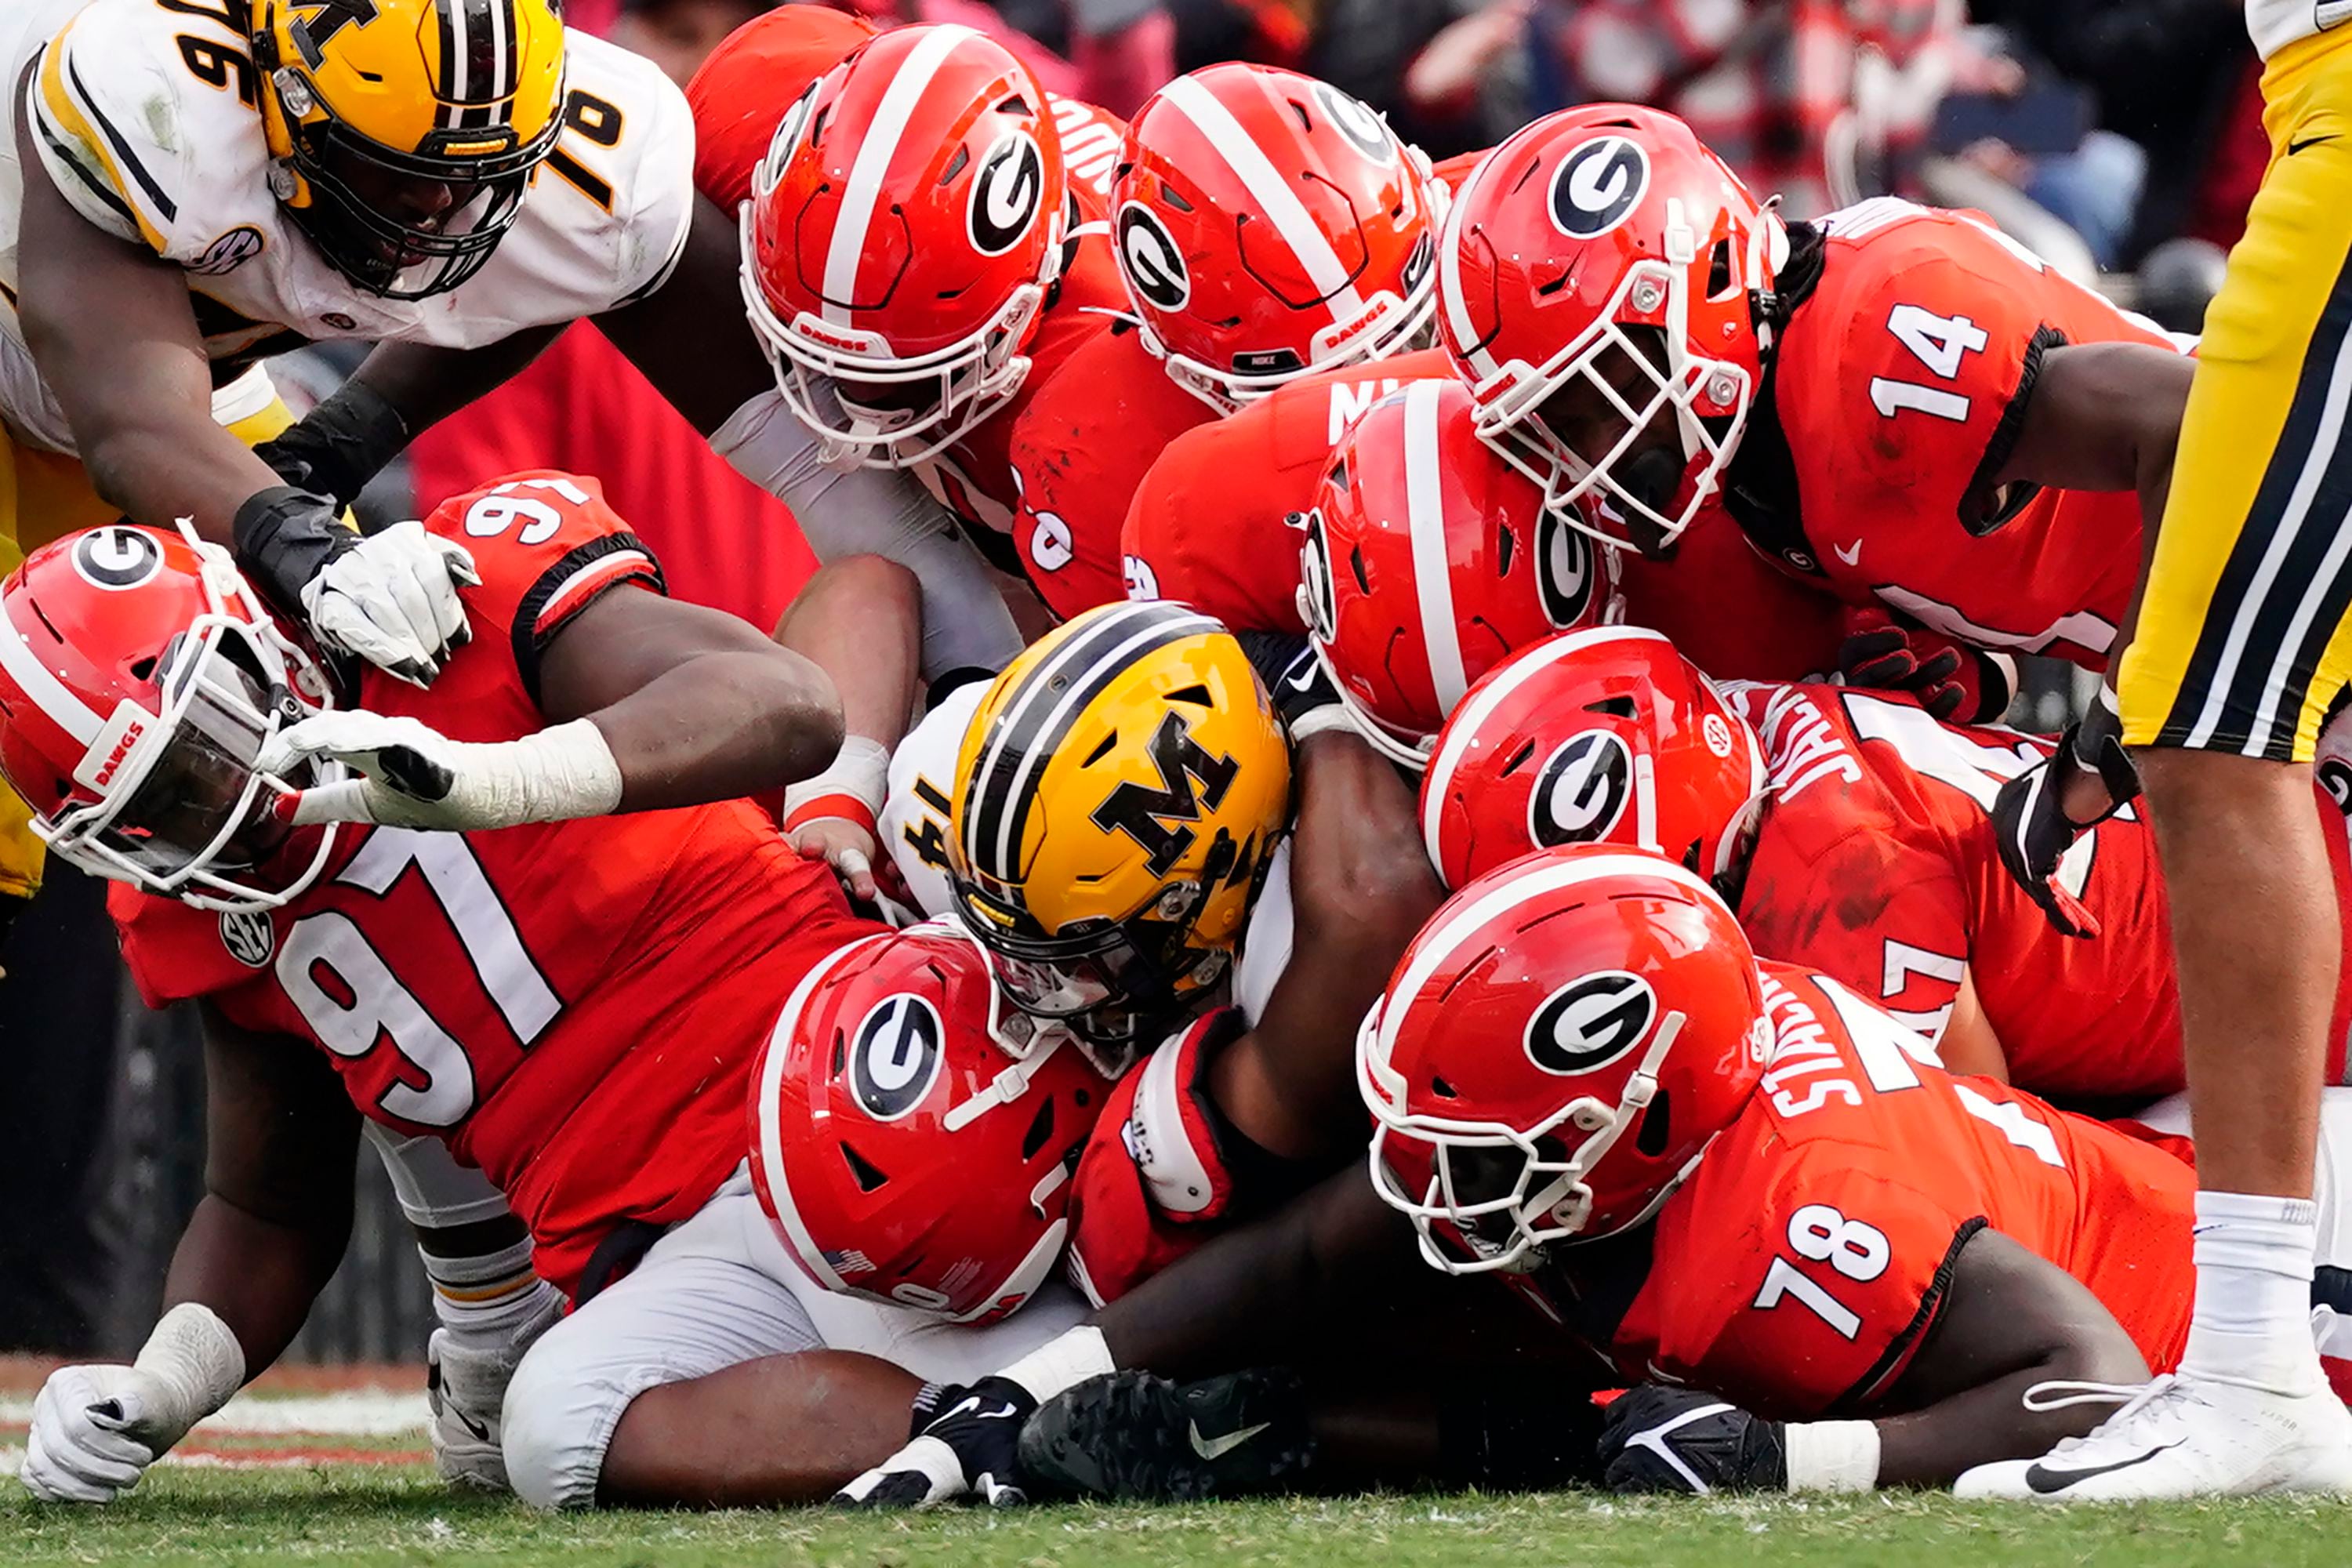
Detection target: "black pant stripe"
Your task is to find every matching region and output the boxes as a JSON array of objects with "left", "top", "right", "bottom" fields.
[{"left": 2157, "top": 235, "right": 2352, "bottom": 748}]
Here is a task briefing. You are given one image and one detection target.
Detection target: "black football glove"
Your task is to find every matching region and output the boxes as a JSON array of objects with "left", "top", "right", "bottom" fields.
[
  {"left": 1986, "top": 697, "right": 2140, "bottom": 941},
  {"left": 1270, "top": 643, "right": 1357, "bottom": 744},
  {"left": 1838, "top": 608, "right": 2017, "bottom": 724},
  {"left": 1599, "top": 1385, "right": 1788, "bottom": 1495},
  {"left": 833, "top": 1376, "right": 1038, "bottom": 1508},
  {"left": 251, "top": 380, "right": 410, "bottom": 507}
]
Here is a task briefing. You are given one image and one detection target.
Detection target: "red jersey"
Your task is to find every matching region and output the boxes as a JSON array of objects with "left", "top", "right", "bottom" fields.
[
  {"left": 111, "top": 474, "right": 877, "bottom": 1297},
  {"left": 1592, "top": 964, "right": 2198, "bottom": 1417},
  {"left": 1004, "top": 322, "right": 1215, "bottom": 618},
  {"left": 1750, "top": 198, "right": 2183, "bottom": 668},
  {"left": 1721, "top": 682, "right": 2352, "bottom": 1103}
]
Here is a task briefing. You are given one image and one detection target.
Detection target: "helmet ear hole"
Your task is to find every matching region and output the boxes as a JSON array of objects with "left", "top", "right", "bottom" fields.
[
  {"left": 839, "top": 1142, "right": 889, "bottom": 1193},
  {"left": 1706, "top": 238, "right": 1734, "bottom": 301},
  {"left": 1020, "top": 1097, "right": 1057, "bottom": 1160},
  {"left": 1635, "top": 1090, "right": 1672, "bottom": 1159}
]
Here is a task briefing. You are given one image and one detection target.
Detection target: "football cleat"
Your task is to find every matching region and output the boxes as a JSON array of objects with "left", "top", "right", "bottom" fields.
[
  {"left": 1954, "top": 1372, "right": 2352, "bottom": 1501},
  {"left": 1017, "top": 1367, "right": 1315, "bottom": 1501}
]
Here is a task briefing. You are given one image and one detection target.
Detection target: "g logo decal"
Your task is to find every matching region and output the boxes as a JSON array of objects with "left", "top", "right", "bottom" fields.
[
  {"left": 1548, "top": 136, "right": 1650, "bottom": 239},
  {"left": 970, "top": 132, "right": 1047, "bottom": 256},
  {"left": 71, "top": 529, "right": 163, "bottom": 592},
  {"left": 1534, "top": 508, "right": 1597, "bottom": 627},
  {"left": 1525, "top": 971, "right": 1657, "bottom": 1075},
  {"left": 1313, "top": 82, "right": 1395, "bottom": 165},
  {"left": 848, "top": 993, "right": 945, "bottom": 1121},
  {"left": 1117, "top": 201, "right": 1189, "bottom": 310},
  {"left": 1529, "top": 731, "right": 1633, "bottom": 848}
]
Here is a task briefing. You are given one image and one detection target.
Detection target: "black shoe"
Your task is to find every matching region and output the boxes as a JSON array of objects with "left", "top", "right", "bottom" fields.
[{"left": 1017, "top": 1367, "right": 1316, "bottom": 1501}]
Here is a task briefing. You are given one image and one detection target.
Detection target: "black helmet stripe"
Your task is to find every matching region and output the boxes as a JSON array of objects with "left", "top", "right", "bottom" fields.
[{"left": 962, "top": 604, "right": 1223, "bottom": 884}]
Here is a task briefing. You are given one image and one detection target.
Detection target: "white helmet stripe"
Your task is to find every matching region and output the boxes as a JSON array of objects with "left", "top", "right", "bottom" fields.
[
  {"left": 0, "top": 612, "right": 103, "bottom": 747},
  {"left": 822, "top": 25, "right": 984, "bottom": 330},
  {"left": 1436, "top": 145, "right": 1499, "bottom": 380},
  {"left": 1376, "top": 848, "right": 1727, "bottom": 1065},
  {"left": 754, "top": 932, "right": 893, "bottom": 1295},
  {"left": 1403, "top": 379, "right": 1468, "bottom": 716},
  {"left": 1418, "top": 625, "right": 1675, "bottom": 858},
  {"left": 1157, "top": 73, "right": 1367, "bottom": 327}
]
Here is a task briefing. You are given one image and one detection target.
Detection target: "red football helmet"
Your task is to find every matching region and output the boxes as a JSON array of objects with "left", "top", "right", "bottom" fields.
[
  {"left": 1359, "top": 844, "right": 1772, "bottom": 1272},
  {"left": 1296, "top": 377, "right": 1619, "bottom": 767},
  {"left": 1420, "top": 626, "right": 1766, "bottom": 891},
  {"left": 750, "top": 919, "right": 1109, "bottom": 1323},
  {"left": 0, "top": 524, "right": 339, "bottom": 911},
  {"left": 1112, "top": 64, "right": 1442, "bottom": 413},
  {"left": 1436, "top": 104, "right": 1786, "bottom": 554},
  {"left": 739, "top": 24, "right": 1070, "bottom": 466}
]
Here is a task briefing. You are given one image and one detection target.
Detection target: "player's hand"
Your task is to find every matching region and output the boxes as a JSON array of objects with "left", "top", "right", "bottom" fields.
[
  {"left": 1598, "top": 1385, "right": 1788, "bottom": 1495},
  {"left": 299, "top": 520, "right": 480, "bottom": 689},
  {"left": 20, "top": 1363, "right": 176, "bottom": 1504},
  {"left": 1272, "top": 644, "right": 1357, "bottom": 744},
  {"left": 1838, "top": 608, "right": 2016, "bottom": 724},
  {"left": 1986, "top": 717, "right": 2138, "bottom": 941},
  {"left": 259, "top": 713, "right": 622, "bottom": 833},
  {"left": 833, "top": 1377, "right": 1039, "bottom": 1508},
  {"left": 789, "top": 817, "right": 880, "bottom": 903}
]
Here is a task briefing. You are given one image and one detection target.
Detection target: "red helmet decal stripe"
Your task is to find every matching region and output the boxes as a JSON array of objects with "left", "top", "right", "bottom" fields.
[
  {"left": 820, "top": 24, "right": 984, "bottom": 328},
  {"left": 1156, "top": 73, "right": 1364, "bottom": 326}
]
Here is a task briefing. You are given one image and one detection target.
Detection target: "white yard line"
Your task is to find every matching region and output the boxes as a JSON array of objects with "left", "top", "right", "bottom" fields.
[{"left": 0, "top": 1388, "right": 427, "bottom": 1437}]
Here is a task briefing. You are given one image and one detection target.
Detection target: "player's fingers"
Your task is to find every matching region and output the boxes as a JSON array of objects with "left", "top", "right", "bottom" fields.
[
  {"left": 315, "top": 600, "right": 437, "bottom": 688},
  {"left": 1911, "top": 645, "right": 1963, "bottom": 686},
  {"left": 834, "top": 846, "right": 877, "bottom": 903},
  {"left": 290, "top": 779, "right": 382, "bottom": 827},
  {"left": 20, "top": 1444, "right": 119, "bottom": 1504},
  {"left": 1921, "top": 682, "right": 1966, "bottom": 722}
]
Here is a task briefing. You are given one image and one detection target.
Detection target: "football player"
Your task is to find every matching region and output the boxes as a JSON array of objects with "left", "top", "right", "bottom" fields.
[
  {"left": 1441, "top": 100, "right": 2352, "bottom": 1491},
  {"left": 858, "top": 848, "right": 2352, "bottom": 1502},
  {"left": 0, "top": 481, "right": 1076, "bottom": 1510},
  {"left": 994, "top": 61, "right": 1449, "bottom": 616},
  {"left": 1420, "top": 626, "right": 2352, "bottom": 1107},
  {"left": 2, "top": 0, "right": 1018, "bottom": 935}
]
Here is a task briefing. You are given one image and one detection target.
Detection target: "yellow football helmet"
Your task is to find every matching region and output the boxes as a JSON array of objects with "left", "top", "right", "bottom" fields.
[
  {"left": 250, "top": 0, "right": 568, "bottom": 298},
  {"left": 951, "top": 602, "right": 1292, "bottom": 1050}
]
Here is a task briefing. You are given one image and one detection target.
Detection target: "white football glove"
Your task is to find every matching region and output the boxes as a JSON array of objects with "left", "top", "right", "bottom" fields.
[
  {"left": 834, "top": 1377, "right": 1038, "bottom": 1508},
  {"left": 21, "top": 1305, "right": 244, "bottom": 1504},
  {"left": 259, "top": 713, "right": 623, "bottom": 832},
  {"left": 426, "top": 1279, "right": 564, "bottom": 1493},
  {"left": 299, "top": 521, "right": 480, "bottom": 689}
]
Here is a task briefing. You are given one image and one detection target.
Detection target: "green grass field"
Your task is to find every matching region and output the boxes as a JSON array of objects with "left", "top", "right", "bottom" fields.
[
  {"left": 8, "top": 1463, "right": 2352, "bottom": 1567},
  {"left": 5, "top": 1371, "right": 2349, "bottom": 1565}
]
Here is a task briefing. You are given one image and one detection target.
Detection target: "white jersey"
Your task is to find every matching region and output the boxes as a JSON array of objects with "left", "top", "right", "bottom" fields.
[
  {"left": 2, "top": 0, "right": 691, "bottom": 452},
  {"left": 2247, "top": 0, "right": 2352, "bottom": 60}
]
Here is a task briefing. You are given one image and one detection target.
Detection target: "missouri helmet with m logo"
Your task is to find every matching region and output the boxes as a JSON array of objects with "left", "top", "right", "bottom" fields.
[
  {"left": 949, "top": 602, "right": 1291, "bottom": 1055},
  {"left": 250, "top": 0, "right": 568, "bottom": 297}
]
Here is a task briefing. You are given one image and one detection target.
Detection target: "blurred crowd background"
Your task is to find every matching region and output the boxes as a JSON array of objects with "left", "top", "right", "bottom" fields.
[{"left": 0, "top": 0, "right": 2252, "bottom": 1363}]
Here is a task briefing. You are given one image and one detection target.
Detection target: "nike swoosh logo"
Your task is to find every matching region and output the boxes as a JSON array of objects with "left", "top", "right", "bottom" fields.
[
  {"left": 452, "top": 1407, "right": 492, "bottom": 1443},
  {"left": 1189, "top": 1419, "right": 1271, "bottom": 1461},
  {"left": 2024, "top": 1437, "right": 2185, "bottom": 1494},
  {"left": 2292, "top": 135, "right": 2338, "bottom": 155},
  {"left": 1287, "top": 664, "right": 1321, "bottom": 692},
  {"left": 1833, "top": 540, "right": 1862, "bottom": 566}
]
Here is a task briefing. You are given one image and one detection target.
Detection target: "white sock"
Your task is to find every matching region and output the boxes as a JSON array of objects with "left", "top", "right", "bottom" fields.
[{"left": 2180, "top": 1189, "right": 2324, "bottom": 1396}]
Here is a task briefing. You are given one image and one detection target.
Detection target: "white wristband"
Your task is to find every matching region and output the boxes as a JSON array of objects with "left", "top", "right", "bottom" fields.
[
  {"left": 133, "top": 1304, "right": 246, "bottom": 1442},
  {"left": 1781, "top": 1418, "right": 1882, "bottom": 1493},
  {"left": 510, "top": 718, "right": 624, "bottom": 823},
  {"left": 994, "top": 1325, "right": 1116, "bottom": 1405},
  {"left": 783, "top": 734, "right": 891, "bottom": 832}
]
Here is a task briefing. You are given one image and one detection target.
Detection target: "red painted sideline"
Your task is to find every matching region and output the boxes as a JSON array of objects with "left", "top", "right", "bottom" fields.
[{"left": 0, "top": 1356, "right": 423, "bottom": 1396}]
